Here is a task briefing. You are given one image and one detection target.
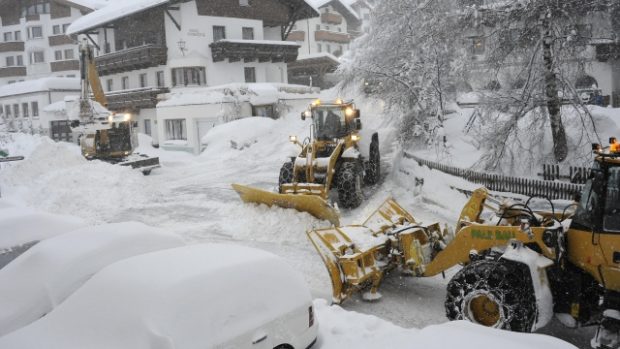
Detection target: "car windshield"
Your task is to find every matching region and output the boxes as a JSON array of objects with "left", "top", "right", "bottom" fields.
[{"left": 313, "top": 107, "right": 347, "bottom": 140}]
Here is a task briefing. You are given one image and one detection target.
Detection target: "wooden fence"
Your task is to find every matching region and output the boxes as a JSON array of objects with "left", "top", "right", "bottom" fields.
[
  {"left": 402, "top": 152, "right": 584, "bottom": 200},
  {"left": 540, "top": 164, "right": 589, "bottom": 184}
]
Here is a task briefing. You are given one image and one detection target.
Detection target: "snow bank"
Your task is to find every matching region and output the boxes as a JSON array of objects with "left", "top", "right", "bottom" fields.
[
  {"left": 0, "top": 244, "right": 311, "bottom": 349},
  {"left": 0, "top": 134, "right": 152, "bottom": 223},
  {"left": 314, "top": 299, "right": 576, "bottom": 348},
  {"left": 201, "top": 117, "right": 283, "bottom": 155},
  {"left": 0, "top": 222, "right": 183, "bottom": 336},
  {"left": 0, "top": 206, "right": 86, "bottom": 249}
]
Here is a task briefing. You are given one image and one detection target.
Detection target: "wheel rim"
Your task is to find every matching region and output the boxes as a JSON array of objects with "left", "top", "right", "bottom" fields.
[{"left": 464, "top": 291, "right": 504, "bottom": 327}]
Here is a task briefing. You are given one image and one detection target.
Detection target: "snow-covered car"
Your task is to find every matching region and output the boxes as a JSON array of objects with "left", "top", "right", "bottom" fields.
[
  {"left": 0, "top": 244, "right": 317, "bottom": 349},
  {"left": 0, "top": 222, "right": 184, "bottom": 336}
]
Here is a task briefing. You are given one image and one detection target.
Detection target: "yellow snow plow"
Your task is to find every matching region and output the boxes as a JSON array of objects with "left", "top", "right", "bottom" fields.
[
  {"left": 232, "top": 99, "right": 381, "bottom": 224},
  {"left": 231, "top": 183, "right": 340, "bottom": 226}
]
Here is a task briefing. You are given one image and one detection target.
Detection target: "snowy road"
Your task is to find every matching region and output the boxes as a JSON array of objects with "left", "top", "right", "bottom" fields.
[{"left": 0, "top": 113, "right": 591, "bottom": 347}]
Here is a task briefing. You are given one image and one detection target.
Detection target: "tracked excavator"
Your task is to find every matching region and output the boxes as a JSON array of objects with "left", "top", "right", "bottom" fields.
[
  {"left": 72, "top": 39, "right": 159, "bottom": 175},
  {"left": 308, "top": 138, "right": 620, "bottom": 348},
  {"left": 233, "top": 99, "right": 380, "bottom": 225}
]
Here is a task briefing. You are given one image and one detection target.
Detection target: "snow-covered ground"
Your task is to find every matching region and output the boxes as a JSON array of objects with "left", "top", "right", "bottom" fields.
[{"left": 0, "top": 97, "right": 589, "bottom": 347}]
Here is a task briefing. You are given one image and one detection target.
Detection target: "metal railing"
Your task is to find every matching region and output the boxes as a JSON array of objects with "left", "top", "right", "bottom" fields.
[{"left": 403, "top": 152, "right": 584, "bottom": 200}]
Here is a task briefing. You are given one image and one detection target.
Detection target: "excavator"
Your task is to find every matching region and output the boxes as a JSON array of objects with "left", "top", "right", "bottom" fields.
[
  {"left": 72, "top": 39, "right": 159, "bottom": 175},
  {"left": 308, "top": 138, "right": 620, "bottom": 348},
  {"left": 233, "top": 99, "right": 380, "bottom": 225}
]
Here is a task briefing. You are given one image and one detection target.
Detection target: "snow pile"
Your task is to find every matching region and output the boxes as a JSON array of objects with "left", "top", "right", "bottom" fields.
[
  {"left": 0, "top": 78, "right": 79, "bottom": 98},
  {"left": 0, "top": 206, "right": 86, "bottom": 249},
  {"left": 0, "top": 222, "right": 183, "bottom": 336},
  {"left": 201, "top": 117, "right": 282, "bottom": 153},
  {"left": 0, "top": 244, "right": 312, "bottom": 349},
  {"left": 0, "top": 134, "right": 152, "bottom": 223},
  {"left": 0, "top": 132, "right": 49, "bottom": 159},
  {"left": 314, "top": 299, "right": 576, "bottom": 348}
]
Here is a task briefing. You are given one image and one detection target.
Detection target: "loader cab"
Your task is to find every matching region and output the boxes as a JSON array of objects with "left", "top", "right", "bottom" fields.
[{"left": 308, "top": 101, "right": 360, "bottom": 141}]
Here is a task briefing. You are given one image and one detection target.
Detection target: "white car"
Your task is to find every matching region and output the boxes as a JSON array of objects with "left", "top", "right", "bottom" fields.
[{"left": 0, "top": 243, "right": 318, "bottom": 349}]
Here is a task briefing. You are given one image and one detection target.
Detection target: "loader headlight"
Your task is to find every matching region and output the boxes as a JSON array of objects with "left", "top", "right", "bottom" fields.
[
  {"left": 289, "top": 135, "right": 298, "bottom": 143},
  {"left": 312, "top": 99, "right": 321, "bottom": 106},
  {"left": 351, "top": 134, "right": 360, "bottom": 142},
  {"left": 335, "top": 98, "right": 343, "bottom": 104},
  {"left": 304, "top": 110, "right": 311, "bottom": 119},
  {"left": 123, "top": 113, "right": 131, "bottom": 122},
  {"left": 108, "top": 115, "right": 114, "bottom": 123}
]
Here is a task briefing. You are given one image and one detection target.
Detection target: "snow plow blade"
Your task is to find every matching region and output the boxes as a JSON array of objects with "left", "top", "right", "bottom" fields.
[{"left": 231, "top": 183, "right": 340, "bottom": 226}]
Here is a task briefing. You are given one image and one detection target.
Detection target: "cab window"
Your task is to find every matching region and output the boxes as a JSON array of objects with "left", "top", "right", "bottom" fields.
[{"left": 604, "top": 167, "right": 620, "bottom": 232}]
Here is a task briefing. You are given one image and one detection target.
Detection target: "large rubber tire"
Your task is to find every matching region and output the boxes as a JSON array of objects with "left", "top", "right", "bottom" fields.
[
  {"left": 445, "top": 259, "right": 537, "bottom": 332},
  {"left": 278, "top": 161, "right": 294, "bottom": 193},
  {"left": 336, "top": 161, "right": 364, "bottom": 209},
  {"left": 365, "top": 133, "right": 380, "bottom": 185}
]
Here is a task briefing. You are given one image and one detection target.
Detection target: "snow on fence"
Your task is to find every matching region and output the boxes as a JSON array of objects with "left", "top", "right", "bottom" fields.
[{"left": 403, "top": 152, "right": 584, "bottom": 200}]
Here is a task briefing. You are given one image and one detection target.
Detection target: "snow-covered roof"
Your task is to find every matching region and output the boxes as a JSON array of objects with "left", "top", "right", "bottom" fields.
[
  {"left": 60, "top": 0, "right": 108, "bottom": 10},
  {"left": 0, "top": 78, "right": 80, "bottom": 98},
  {"left": 158, "top": 83, "right": 318, "bottom": 108},
  {"left": 308, "top": 0, "right": 360, "bottom": 21},
  {"left": 296, "top": 52, "right": 340, "bottom": 63},
  {"left": 67, "top": 0, "right": 169, "bottom": 34}
]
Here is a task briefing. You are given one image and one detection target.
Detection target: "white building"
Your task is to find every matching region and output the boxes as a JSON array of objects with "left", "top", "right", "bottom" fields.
[
  {"left": 0, "top": 77, "right": 80, "bottom": 136},
  {"left": 67, "top": 0, "right": 319, "bottom": 153},
  {"left": 0, "top": 0, "right": 99, "bottom": 86},
  {"left": 286, "top": 0, "right": 360, "bottom": 88}
]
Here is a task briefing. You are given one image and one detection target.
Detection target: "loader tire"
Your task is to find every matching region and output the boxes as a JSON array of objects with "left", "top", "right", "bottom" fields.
[
  {"left": 365, "top": 133, "right": 380, "bottom": 185},
  {"left": 445, "top": 259, "right": 537, "bottom": 332},
  {"left": 278, "top": 161, "right": 294, "bottom": 193},
  {"left": 336, "top": 161, "right": 363, "bottom": 209}
]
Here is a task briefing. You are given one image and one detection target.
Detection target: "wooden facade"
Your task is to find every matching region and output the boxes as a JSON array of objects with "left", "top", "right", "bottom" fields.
[
  {"left": 0, "top": 41, "right": 25, "bottom": 53},
  {"left": 0, "top": 66, "right": 27, "bottom": 78},
  {"left": 50, "top": 59, "right": 79, "bottom": 72},
  {"left": 95, "top": 45, "right": 167, "bottom": 76},
  {"left": 105, "top": 87, "right": 170, "bottom": 111},
  {"left": 48, "top": 34, "right": 74, "bottom": 46},
  {"left": 195, "top": 0, "right": 316, "bottom": 27},
  {"left": 210, "top": 41, "right": 299, "bottom": 63}
]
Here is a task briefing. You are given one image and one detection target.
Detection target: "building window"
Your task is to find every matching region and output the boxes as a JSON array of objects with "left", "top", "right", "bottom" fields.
[
  {"left": 156, "top": 71, "right": 165, "bottom": 87},
  {"left": 244, "top": 67, "right": 256, "bottom": 83},
  {"left": 242, "top": 27, "right": 254, "bottom": 40},
  {"left": 471, "top": 37, "right": 485, "bottom": 55},
  {"left": 5, "top": 105, "right": 11, "bottom": 118},
  {"left": 13, "top": 104, "right": 19, "bottom": 118},
  {"left": 54, "top": 50, "right": 62, "bottom": 60},
  {"left": 14, "top": 31, "right": 21, "bottom": 41},
  {"left": 139, "top": 73, "right": 147, "bottom": 88},
  {"left": 171, "top": 67, "right": 206, "bottom": 87},
  {"left": 121, "top": 76, "right": 129, "bottom": 90},
  {"left": 62, "top": 24, "right": 70, "bottom": 33},
  {"left": 21, "top": 2, "right": 50, "bottom": 16},
  {"left": 316, "top": 24, "right": 320, "bottom": 31},
  {"left": 325, "top": 25, "right": 330, "bottom": 31},
  {"left": 239, "top": 0, "right": 249, "bottom": 6},
  {"left": 317, "top": 44, "right": 322, "bottom": 52},
  {"left": 30, "top": 51, "right": 45, "bottom": 63},
  {"left": 165, "top": 119, "right": 186, "bottom": 140},
  {"left": 31, "top": 102, "right": 39, "bottom": 117},
  {"left": 64, "top": 49, "right": 74, "bottom": 60},
  {"left": 213, "top": 26, "right": 226, "bottom": 42},
  {"left": 106, "top": 79, "right": 113, "bottom": 92},
  {"left": 337, "top": 27, "right": 341, "bottom": 32},
  {"left": 326, "top": 44, "right": 331, "bottom": 53},
  {"left": 22, "top": 103, "right": 29, "bottom": 117},
  {"left": 5, "top": 56, "right": 14, "bottom": 66},
  {"left": 28, "top": 26, "right": 43, "bottom": 39},
  {"left": 144, "top": 119, "right": 152, "bottom": 136},
  {"left": 3, "top": 32, "right": 12, "bottom": 42},
  {"left": 53, "top": 25, "right": 61, "bottom": 35}
]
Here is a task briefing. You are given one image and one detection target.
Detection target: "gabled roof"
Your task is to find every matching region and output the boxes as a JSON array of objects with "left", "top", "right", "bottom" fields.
[{"left": 68, "top": 0, "right": 319, "bottom": 35}]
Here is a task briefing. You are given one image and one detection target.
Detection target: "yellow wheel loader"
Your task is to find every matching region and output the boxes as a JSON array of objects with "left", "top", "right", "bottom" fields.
[
  {"left": 308, "top": 139, "right": 620, "bottom": 347},
  {"left": 72, "top": 39, "right": 159, "bottom": 175},
  {"left": 233, "top": 99, "right": 380, "bottom": 225}
]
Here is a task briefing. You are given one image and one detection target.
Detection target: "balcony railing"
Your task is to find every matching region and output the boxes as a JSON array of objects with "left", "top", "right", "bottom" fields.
[
  {"left": 0, "top": 66, "right": 26, "bottom": 78},
  {"left": 48, "top": 35, "right": 75, "bottom": 46},
  {"left": 315, "top": 30, "right": 351, "bottom": 44},
  {"left": 105, "top": 87, "right": 170, "bottom": 111},
  {"left": 0, "top": 41, "right": 24, "bottom": 53},
  {"left": 210, "top": 40, "right": 300, "bottom": 63},
  {"left": 51, "top": 59, "right": 79, "bottom": 72},
  {"left": 321, "top": 13, "right": 343, "bottom": 25},
  {"left": 595, "top": 43, "right": 620, "bottom": 62},
  {"left": 95, "top": 45, "right": 167, "bottom": 76}
]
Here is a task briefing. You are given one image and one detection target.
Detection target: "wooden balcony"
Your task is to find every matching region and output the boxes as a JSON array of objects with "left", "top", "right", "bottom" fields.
[
  {"left": 95, "top": 45, "right": 167, "bottom": 76},
  {"left": 0, "top": 41, "right": 24, "bottom": 53},
  {"left": 51, "top": 59, "right": 79, "bottom": 72},
  {"left": 595, "top": 43, "right": 620, "bottom": 62},
  {"left": 315, "top": 30, "right": 350, "bottom": 44},
  {"left": 287, "top": 31, "right": 305, "bottom": 42},
  {"left": 321, "top": 13, "right": 343, "bottom": 25},
  {"left": 49, "top": 35, "right": 75, "bottom": 46},
  {"left": 0, "top": 66, "right": 26, "bottom": 78},
  {"left": 105, "top": 87, "right": 170, "bottom": 111},
  {"left": 210, "top": 40, "right": 300, "bottom": 63}
]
